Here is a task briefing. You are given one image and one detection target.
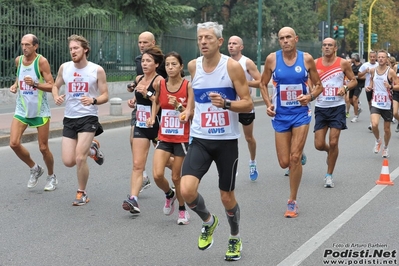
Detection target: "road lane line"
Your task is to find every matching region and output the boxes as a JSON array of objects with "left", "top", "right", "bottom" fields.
[{"left": 277, "top": 167, "right": 399, "bottom": 266}]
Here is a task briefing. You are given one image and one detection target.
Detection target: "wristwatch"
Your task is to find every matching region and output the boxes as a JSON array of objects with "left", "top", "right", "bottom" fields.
[
  {"left": 344, "top": 85, "right": 349, "bottom": 93},
  {"left": 223, "top": 99, "right": 231, "bottom": 110},
  {"left": 33, "top": 81, "right": 39, "bottom": 88},
  {"left": 176, "top": 103, "right": 184, "bottom": 112},
  {"left": 92, "top": 98, "right": 97, "bottom": 105}
]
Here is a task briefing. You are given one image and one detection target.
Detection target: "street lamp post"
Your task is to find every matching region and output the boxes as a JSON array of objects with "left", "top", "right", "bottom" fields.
[
  {"left": 368, "top": 0, "right": 378, "bottom": 56},
  {"left": 256, "top": 0, "right": 262, "bottom": 97}
]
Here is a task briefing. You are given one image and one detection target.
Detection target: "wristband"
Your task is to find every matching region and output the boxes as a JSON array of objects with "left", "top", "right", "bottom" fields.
[{"left": 310, "top": 94, "right": 314, "bottom": 101}]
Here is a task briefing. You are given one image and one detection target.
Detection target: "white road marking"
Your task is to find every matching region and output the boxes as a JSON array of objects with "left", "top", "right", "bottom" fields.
[{"left": 277, "top": 167, "right": 398, "bottom": 266}]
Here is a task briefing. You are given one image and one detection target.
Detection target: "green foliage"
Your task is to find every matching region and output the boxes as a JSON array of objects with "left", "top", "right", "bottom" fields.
[
  {"left": 267, "top": 0, "right": 318, "bottom": 40},
  {"left": 120, "top": 0, "right": 196, "bottom": 34}
]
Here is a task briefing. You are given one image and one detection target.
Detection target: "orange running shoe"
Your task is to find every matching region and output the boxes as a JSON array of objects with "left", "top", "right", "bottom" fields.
[
  {"left": 90, "top": 139, "right": 104, "bottom": 165},
  {"left": 284, "top": 200, "right": 298, "bottom": 218}
]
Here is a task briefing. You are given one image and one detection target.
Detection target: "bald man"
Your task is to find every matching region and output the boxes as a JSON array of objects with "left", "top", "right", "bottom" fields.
[
  {"left": 228, "top": 35, "right": 260, "bottom": 181},
  {"left": 259, "top": 27, "right": 323, "bottom": 218},
  {"left": 134, "top": 31, "right": 167, "bottom": 78},
  {"left": 313, "top": 38, "right": 357, "bottom": 188},
  {"left": 9, "top": 34, "right": 58, "bottom": 191}
]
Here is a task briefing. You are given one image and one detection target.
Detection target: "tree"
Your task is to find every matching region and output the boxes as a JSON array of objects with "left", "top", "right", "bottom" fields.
[{"left": 343, "top": 0, "right": 399, "bottom": 53}]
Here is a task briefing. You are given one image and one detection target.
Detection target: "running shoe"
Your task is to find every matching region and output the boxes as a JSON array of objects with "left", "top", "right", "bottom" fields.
[
  {"left": 44, "top": 175, "right": 58, "bottom": 191},
  {"left": 177, "top": 210, "right": 190, "bottom": 225},
  {"left": 224, "top": 237, "right": 243, "bottom": 261},
  {"left": 27, "top": 164, "right": 44, "bottom": 188},
  {"left": 324, "top": 175, "right": 334, "bottom": 188},
  {"left": 284, "top": 200, "right": 298, "bottom": 218},
  {"left": 249, "top": 162, "right": 258, "bottom": 181},
  {"left": 198, "top": 214, "right": 219, "bottom": 250},
  {"left": 373, "top": 139, "right": 382, "bottom": 154},
  {"left": 396, "top": 124, "right": 399, "bottom": 133},
  {"left": 163, "top": 189, "right": 177, "bottom": 216},
  {"left": 345, "top": 112, "right": 349, "bottom": 118},
  {"left": 382, "top": 147, "right": 389, "bottom": 158},
  {"left": 140, "top": 176, "right": 151, "bottom": 193},
  {"left": 72, "top": 191, "right": 90, "bottom": 206},
  {"left": 284, "top": 153, "right": 306, "bottom": 177},
  {"left": 351, "top": 116, "right": 359, "bottom": 123},
  {"left": 90, "top": 139, "right": 104, "bottom": 165},
  {"left": 122, "top": 195, "right": 140, "bottom": 214},
  {"left": 368, "top": 124, "right": 372, "bottom": 132}
]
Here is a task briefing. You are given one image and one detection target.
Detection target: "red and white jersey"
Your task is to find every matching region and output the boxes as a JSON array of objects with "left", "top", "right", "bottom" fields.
[
  {"left": 158, "top": 79, "right": 190, "bottom": 143},
  {"left": 315, "top": 57, "right": 346, "bottom": 108}
]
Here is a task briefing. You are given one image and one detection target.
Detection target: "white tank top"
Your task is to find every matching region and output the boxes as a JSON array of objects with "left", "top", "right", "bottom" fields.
[
  {"left": 16, "top": 54, "right": 51, "bottom": 118},
  {"left": 62, "top": 61, "right": 100, "bottom": 118},
  {"left": 190, "top": 54, "right": 240, "bottom": 140},
  {"left": 237, "top": 55, "right": 255, "bottom": 113},
  {"left": 371, "top": 67, "right": 392, "bottom": 110}
]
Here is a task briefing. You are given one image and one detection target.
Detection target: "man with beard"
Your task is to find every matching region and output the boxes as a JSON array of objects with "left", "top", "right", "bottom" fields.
[{"left": 52, "top": 34, "right": 109, "bottom": 206}]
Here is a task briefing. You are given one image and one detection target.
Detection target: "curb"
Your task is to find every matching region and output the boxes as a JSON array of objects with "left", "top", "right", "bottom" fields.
[
  {"left": 0, "top": 117, "right": 131, "bottom": 147},
  {"left": 0, "top": 99, "right": 265, "bottom": 147}
]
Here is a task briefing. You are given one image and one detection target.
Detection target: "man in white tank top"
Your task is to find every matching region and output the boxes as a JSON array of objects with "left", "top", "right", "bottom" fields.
[
  {"left": 179, "top": 22, "right": 253, "bottom": 261},
  {"left": 52, "top": 35, "right": 109, "bottom": 206},
  {"left": 9, "top": 34, "right": 58, "bottom": 191},
  {"left": 228, "top": 35, "right": 261, "bottom": 181},
  {"left": 365, "top": 50, "right": 399, "bottom": 158}
]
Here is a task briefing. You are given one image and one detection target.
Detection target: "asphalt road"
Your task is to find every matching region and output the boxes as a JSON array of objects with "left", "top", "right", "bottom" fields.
[{"left": 0, "top": 95, "right": 398, "bottom": 266}]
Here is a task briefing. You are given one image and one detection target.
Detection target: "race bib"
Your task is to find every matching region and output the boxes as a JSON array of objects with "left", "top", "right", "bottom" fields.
[
  {"left": 373, "top": 94, "right": 387, "bottom": 107},
  {"left": 68, "top": 81, "right": 89, "bottom": 98},
  {"left": 322, "top": 86, "right": 339, "bottom": 101},
  {"left": 160, "top": 109, "right": 184, "bottom": 135},
  {"left": 279, "top": 84, "right": 302, "bottom": 106},
  {"left": 19, "top": 81, "right": 37, "bottom": 96},
  {"left": 135, "top": 104, "right": 151, "bottom": 128}
]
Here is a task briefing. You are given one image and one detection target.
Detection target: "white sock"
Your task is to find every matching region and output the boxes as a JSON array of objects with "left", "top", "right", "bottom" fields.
[{"left": 204, "top": 214, "right": 214, "bottom": 226}]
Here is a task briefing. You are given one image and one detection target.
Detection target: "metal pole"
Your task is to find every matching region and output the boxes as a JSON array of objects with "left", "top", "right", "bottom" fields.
[
  {"left": 368, "top": 0, "right": 378, "bottom": 57},
  {"left": 358, "top": 0, "right": 362, "bottom": 61},
  {"left": 256, "top": 0, "right": 262, "bottom": 97},
  {"left": 328, "top": 0, "right": 331, "bottom": 37}
]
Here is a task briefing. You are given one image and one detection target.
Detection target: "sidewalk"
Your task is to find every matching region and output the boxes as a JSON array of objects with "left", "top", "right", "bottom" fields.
[
  {"left": 0, "top": 100, "right": 133, "bottom": 147},
  {"left": 0, "top": 97, "right": 266, "bottom": 147}
]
